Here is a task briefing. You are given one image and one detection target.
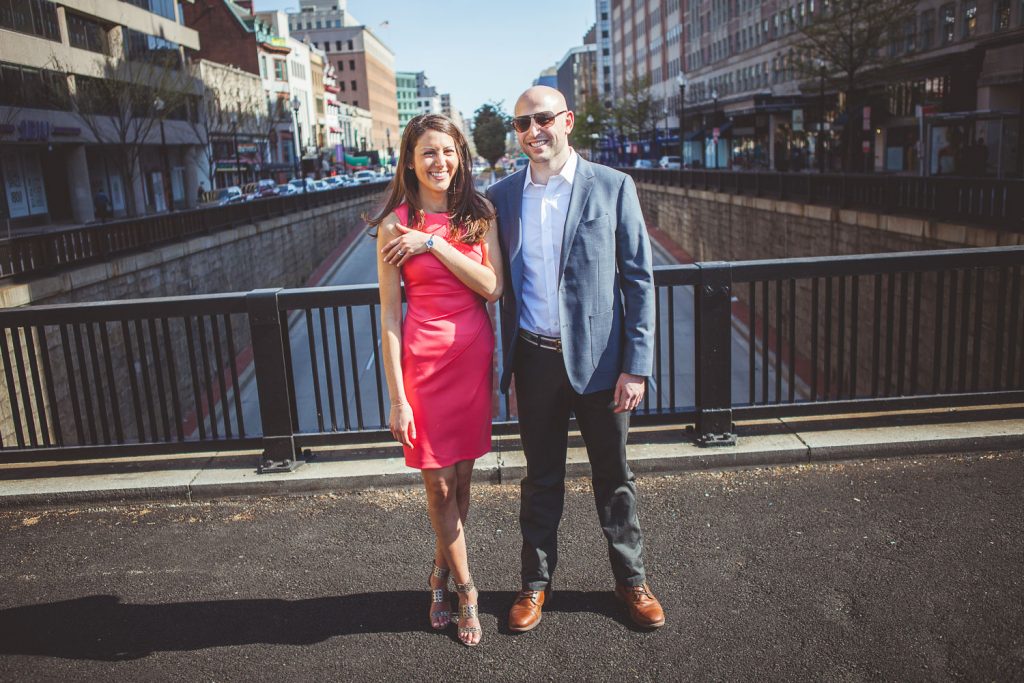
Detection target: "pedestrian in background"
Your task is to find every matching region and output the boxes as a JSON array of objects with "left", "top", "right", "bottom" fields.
[
  {"left": 486, "top": 86, "right": 665, "bottom": 632},
  {"left": 368, "top": 113, "right": 503, "bottom": 647}
]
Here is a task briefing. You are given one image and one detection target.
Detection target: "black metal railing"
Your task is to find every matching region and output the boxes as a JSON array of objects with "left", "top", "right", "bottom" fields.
[
  {"left": 1, "top": 245, "right": 1022, "bottom": 466},
  {"left": 0, "top": 184, "right": 385, "bottom": 282},
  {"left": 625, "top": 168, "right": 1024, "bottom": 232}
]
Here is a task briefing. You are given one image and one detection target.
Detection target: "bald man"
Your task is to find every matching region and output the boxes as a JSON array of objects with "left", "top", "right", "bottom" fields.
[{"left": 485, "top": 86, "right": 664, "bottom": 631}]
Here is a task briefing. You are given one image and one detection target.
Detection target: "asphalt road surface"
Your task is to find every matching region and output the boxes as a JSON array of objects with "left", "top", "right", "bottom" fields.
[{"left": 2, "top": 451, "right": 1022, "bottom": 681}]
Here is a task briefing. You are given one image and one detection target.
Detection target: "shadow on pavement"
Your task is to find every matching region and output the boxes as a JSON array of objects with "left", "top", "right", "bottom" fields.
[{"left": 0, "top": 590, "right": 644, "bottom": 660}]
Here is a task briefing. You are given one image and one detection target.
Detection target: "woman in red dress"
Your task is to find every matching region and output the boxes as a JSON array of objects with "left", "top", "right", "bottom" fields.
[{"left": 368, "top": 114, "right": 503, "bottom": 647}]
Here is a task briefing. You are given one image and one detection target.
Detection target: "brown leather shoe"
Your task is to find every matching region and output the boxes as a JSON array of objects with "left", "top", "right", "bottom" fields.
[
  {"left": 615, "top": 582, "right": 666, "bottom": 629},
  {"left": 508, "top": 587, "right": 549, "bottom": 632}
]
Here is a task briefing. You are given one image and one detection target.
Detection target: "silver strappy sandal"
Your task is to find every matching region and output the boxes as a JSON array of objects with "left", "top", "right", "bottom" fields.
[
  {"left": 429, "top": 563, "right": 451, "bottom": 630},
  {"left": 454, "top": 579, "right": 481, "bottom": 647}
]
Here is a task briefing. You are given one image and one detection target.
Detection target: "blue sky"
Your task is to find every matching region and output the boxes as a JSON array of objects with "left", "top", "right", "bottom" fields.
[{"left": 253, "top": 0, "right": 596, "bottom": 119}]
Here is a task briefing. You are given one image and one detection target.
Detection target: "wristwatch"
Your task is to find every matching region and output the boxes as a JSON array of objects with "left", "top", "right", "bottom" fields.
[{"left": 425, "top": 234, "right": 435, "bottom": 251}]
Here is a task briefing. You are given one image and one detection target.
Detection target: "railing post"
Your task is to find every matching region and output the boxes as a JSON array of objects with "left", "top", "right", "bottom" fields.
[
  {"left": 246, "top": 288, "right": 301, "bottom": 473},
  {"left": 694, "top": 262, "right": 737, "bottom": 446}
]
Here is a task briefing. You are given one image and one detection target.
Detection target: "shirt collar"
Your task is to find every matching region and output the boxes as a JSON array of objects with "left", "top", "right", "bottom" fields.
[{"left": 523, "top": 148, "right": 579, "bottom": 191}]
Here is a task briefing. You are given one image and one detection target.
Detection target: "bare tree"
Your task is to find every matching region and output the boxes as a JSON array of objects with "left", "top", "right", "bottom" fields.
[
  {"left": 610, "top": 75, "right": 658, "bottom": 159},
  {"left": 48, "top": 31, "right": 200, "bottom": 216},
  {"left": 795, "top": 0, "right": 918, "bottom": 170}
]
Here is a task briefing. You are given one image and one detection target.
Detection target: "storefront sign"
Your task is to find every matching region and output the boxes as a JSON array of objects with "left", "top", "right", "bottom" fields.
[
  {"left": 0, "top": 124, "right": 14, "bottom": 136},
  {"left": 238, "top": 143, "right": 259, "bottom": 154},
  {"left": 18, "top": 120, "right": 51, "bottom": 142},
  {"left": 52, "top": 126, "right": 82, "bottom": 137}
]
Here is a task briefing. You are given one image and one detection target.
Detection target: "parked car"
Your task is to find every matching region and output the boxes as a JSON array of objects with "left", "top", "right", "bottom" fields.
[
  {"left": 288, "top": 178, "right": 316, "bottom": 193},
  {"left": 277, "top": 183, "right": 297, "bottom": 196},
  {"left": 313, "top": 179, "right": 330, "bottom": 192},
  {"left": 352, "top": 170, "right": 378, "bottom": 184},
  {"left": 633, "top": 159, "right": 655, "bottom": 169},
  {"left": 658, "top": 155, "right": 682, "bottom": 170},
  {"left": 215, "top": 186, "right": 244, "bottom": 205}
]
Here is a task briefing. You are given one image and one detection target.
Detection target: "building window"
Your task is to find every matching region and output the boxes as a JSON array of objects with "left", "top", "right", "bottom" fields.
[
  {"left": 920, "top": 9, "right": 934, "bottom": 48},
  {"left": 339, "top": 81, "right": 345, "bottom": 91},
  {"left": 336, "top": 40, "right": 342, "bottom": 51},
  {"left": 123, "top": 28, "right": 181, "bottom": 69},
  {"left": 351, "top": 80, "right": 357, "bottom": 90},
  {"left": 274, "top": 59, "right": 288, "bottom": 81},
  {"left": 259, "top": 55, "right": 267, "bottom": 79},
  {"left": 994, "top": 0, "right": 1011, "bottom": 29},
  {"left": 349, "top": 59, "right": 355, "bottom": 70},
  {"left": 961, "top": 1, "right": 976, "bottom": 37},
  {"left": 903, "top": 18, "right": 916, "bottom": 52},
  {"left": 0, "top": 0, "right": 60, "bottom": 42},
  {"left": 347, "top": 40, "right": 353, "bottom": 50},
  {"left": 315, "top": 19, "right": 322, "bottom": 28},
  {"left": 940, "top": 4, "right": 955, "bottom": 44},
  {"left": 67, "top": 11, "right": 110, "bottom": 54}
]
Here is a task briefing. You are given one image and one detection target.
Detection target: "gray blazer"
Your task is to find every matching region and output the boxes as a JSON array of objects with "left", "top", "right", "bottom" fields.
[{"left": 486, "top": 156, "right": 655, "bottom": 395}]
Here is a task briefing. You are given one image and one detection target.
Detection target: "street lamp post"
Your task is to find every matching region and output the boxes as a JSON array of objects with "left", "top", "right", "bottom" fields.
[
  {"left": 230, "top": 112, "right": 242, "bottom": 188},
  {"left": 290, "top": 95, "right": 304, "bottom": 192},
  {"left": 710, "top": 89, "right": 719, "bottom": 169},
  {"left": 817, "top": 58, "right": 827, "bottom": 173},
  {"left": 677, "top": 72, "right": 687, "bottom": 166},
  {"left": 153, "top": 97, "right": 173, "bottom": 212}
]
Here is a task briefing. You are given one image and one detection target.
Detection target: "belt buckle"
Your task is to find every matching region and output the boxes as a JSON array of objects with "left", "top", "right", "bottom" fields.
[{"left": 553, "top": 337, "right": 562, "bottom": 352}]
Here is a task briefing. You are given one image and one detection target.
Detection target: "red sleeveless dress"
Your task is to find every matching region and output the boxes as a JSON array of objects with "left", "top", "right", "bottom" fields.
[{"left": 396, "top": 204, "right": 493, "bottom": 469}]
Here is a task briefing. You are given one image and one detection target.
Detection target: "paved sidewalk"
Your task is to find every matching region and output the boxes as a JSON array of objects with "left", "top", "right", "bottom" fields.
[
  {"left": 1, "top": 450, "right": 1022, "bottom": 681},
  {"left": 1, "top": 406, "right": 1022, "bottom": 508}
]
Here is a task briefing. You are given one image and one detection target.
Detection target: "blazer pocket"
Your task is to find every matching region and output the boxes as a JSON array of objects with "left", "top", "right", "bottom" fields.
[
  {"left": 588, "top": 308, "right": 615, "bottom": 369},
  {"left": 581, "top": 214, "right": 610, "bottom": 231}
]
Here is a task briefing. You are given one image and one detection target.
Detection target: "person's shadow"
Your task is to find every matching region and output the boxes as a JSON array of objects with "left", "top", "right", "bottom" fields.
[{"left": 0, "top": 590, "right": 637, "bottom": 660}]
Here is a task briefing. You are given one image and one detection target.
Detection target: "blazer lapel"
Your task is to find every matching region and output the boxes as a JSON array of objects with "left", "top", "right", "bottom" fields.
[
  {"left": 501, "top": 171, "right": 526, "bottom": 303},
  {"left": 558, "top": 157, "right": 594, "bottom": 283}
]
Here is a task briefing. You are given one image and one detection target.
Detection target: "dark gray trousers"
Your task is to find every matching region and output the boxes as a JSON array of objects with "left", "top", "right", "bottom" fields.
[{"left": 514, "top": 341, "right": 646, "bottom": 590}]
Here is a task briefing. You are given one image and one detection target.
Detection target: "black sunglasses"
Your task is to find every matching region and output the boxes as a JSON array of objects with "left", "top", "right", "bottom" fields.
[{"left": 511, "top": 110, "right": 568, "bottom": 133}]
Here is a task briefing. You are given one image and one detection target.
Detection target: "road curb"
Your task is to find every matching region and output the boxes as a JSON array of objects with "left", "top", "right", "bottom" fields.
[{"left": 2, "top": 428, "right": 1021, "bottom": 510}]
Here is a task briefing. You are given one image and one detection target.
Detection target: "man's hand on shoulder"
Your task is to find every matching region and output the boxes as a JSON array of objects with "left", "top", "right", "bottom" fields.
[{"left": 613, "top": 372, "right": 646, "bottom": 413}]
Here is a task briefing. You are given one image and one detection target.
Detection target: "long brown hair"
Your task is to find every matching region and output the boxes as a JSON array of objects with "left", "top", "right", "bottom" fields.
[{"left": 367, "top": 114, "right": 493, "bottom": 244}]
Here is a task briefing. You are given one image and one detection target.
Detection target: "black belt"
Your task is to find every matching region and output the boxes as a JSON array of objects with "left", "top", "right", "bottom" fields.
[{"left": 519, "top": 329, "right": 562, "bottom": 352}]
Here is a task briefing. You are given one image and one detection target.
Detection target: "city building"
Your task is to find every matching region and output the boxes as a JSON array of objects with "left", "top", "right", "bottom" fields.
[
  {"left": 609, "top": 0, "right": 684, "bottom": 164},
  {"left": 1, "top": 0, "right": 207, "bottom": 228},
  {"left": 288, "top": 0, "right": 399, "bottom": 164},
  {"left": 193, "top": 59, "right": 269, "bottom": 191},
  {"left": 182, "top": 0, "right": 295, "bottom": 183},
  {"left": 616, "top": 0, "right": 1024, "bottom": 175},
  {"left": 595, "top": 0, "right": 616, "bottom": 106},
  {"left": 256, "top": 11, "right": 319, "bottom": 177},
  {"left": 556, "top": 38, "right": 599, "bottom": 112},
  {"left": 533, "top": 66, "right": 559, "bottom": 88},
  {"left": 396, "top": 71, "right": 419, "bottom": 138}
]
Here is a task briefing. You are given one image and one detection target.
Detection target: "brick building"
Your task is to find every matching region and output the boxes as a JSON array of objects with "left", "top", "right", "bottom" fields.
[{"left": 287, "top": 0, "right": 399, "bottom": 162}]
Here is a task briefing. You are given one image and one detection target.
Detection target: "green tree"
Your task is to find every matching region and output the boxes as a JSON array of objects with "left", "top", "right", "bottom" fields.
[
  {"left": 795, "top": 0, "right": 918, "bottom": 170},
  {"left": 569, "top": 97, "right": 609, "bottom": 158},
  {"left": 472, "top": 102, "right": 510, "bottom": 170}
]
